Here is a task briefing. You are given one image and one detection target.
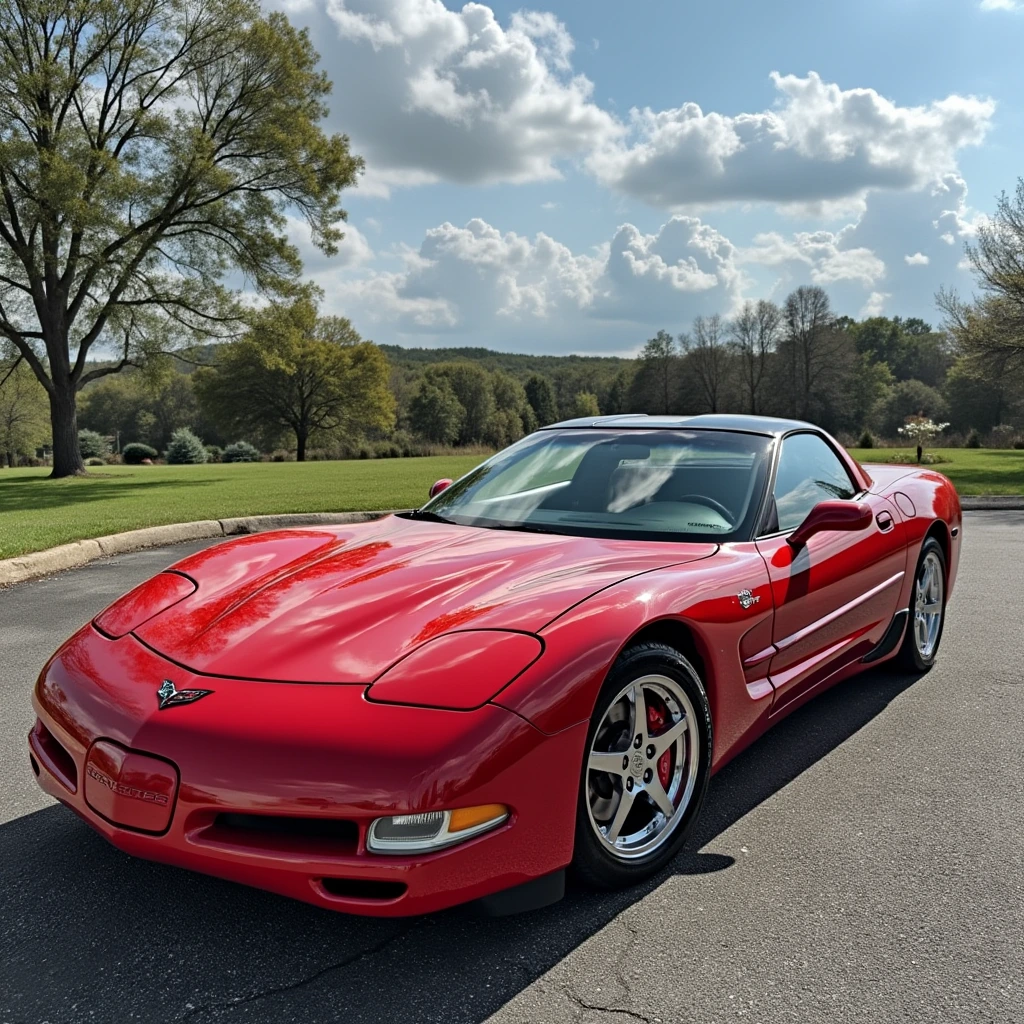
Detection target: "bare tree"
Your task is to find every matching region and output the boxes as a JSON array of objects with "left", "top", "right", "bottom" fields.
[
  {"left": 682, "top": 314, "right": 730, "bottom": 413},
  {"left": 938, "top": 178, "right": 1024, "bottom": 375},
  {"left": 729, "top": 300, "right": 782, "bottom": 413},
  {"left": 782, "top": 286, "right": 837, "bottom": 419}
]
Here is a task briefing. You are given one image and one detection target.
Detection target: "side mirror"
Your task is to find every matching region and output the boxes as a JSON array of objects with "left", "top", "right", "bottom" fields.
[
  {"left": 788, "top": 499, "right": 872, "bottom": 547},
  {"left": 429, "top": 478, "right": 453, "bottom": 500}
]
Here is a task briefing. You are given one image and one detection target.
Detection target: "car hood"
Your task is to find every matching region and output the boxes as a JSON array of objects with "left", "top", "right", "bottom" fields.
[{"left": 134, "top": 515, "right": 715, "bottom": 683}]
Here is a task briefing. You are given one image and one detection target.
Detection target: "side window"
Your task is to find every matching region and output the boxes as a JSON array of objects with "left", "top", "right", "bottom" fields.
[{"left": 770, "top": 434, "right": 857, "bottom": 533}]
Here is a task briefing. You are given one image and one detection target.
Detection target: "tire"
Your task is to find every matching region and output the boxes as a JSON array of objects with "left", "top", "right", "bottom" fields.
[
  {"left": 572, "top": 642, "right": 713, "bottom": 890},
  {"left": 897, "top": 536, "right": 947, "bottom": 673}
]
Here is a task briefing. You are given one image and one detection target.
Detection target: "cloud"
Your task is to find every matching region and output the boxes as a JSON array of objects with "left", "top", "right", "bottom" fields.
[
  {"left": 286, "top": 217, "right": 375, "bottom": 270},
  {"left": 979, "top": 0, "right": 1021, "bottom": 10},
  {"left": 312, "top": 205, "right": 922, "bottom": 350},
  {"left": 860, "top": 291, "right": 890, "bottom": 317},
  {"left": 307, "top": 0, "right": 620, "bottom": 194},
  {"left": 587, "top": 71, "right": 995, "bottom": 209},
  {"left": 740, "top": 231, "right": 885, "bottom": 288},
  {"left": 904, "top": 252, "right": 930, "bottom": 266}
]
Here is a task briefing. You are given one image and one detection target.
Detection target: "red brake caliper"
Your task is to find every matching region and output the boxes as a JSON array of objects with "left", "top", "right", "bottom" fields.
[{"left": 646, "top": 700, "right": 673, "bottom": 789}]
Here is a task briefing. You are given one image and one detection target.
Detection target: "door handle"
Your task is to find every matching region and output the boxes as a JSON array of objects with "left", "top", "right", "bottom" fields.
[{"left": 876, "top": 511, "right": 894, "bottom": 532}]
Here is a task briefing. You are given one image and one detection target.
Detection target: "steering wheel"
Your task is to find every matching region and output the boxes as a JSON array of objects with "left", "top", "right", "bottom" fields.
[{"left": 675, "top": 494, "right": 736, "bottom": 526}]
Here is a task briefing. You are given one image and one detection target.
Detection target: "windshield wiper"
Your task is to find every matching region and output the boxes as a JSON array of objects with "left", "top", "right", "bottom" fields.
[
  {"left": 407, "top": 509, "right": 457, "bottom": 525},
  {"left": 478, "top": 521, "right": 559, "bottom": 535}
]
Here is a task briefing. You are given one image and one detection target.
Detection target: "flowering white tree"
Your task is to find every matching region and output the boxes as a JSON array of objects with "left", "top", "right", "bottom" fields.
[{"left": 898, "top": 417, "right": 950, "bottom": 462}]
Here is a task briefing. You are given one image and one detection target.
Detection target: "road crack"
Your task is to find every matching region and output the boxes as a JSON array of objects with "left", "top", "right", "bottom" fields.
[
  {"left": 563, "top": 981, "right": 654, "bottom": 1024},
  {"left": 179, "top": 923, "right": 418, "bottom": 1020}
]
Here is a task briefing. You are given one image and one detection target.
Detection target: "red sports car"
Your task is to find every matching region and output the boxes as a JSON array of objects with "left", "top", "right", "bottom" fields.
[{"left": 29, "top": 416, "right": 961, "bottom": 916}]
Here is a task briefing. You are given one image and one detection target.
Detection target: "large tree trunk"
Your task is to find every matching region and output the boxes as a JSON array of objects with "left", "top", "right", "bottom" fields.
[
  {"left": 295, "top": 429, "right": 307, "bottom": 462},
  {"left": 49, "top": 380, "right": 86, "bottom": 478}
]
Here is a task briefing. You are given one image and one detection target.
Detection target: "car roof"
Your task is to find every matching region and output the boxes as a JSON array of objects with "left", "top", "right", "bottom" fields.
[{"left": 540, "top": 413, "right": 819, "bottom": 437}]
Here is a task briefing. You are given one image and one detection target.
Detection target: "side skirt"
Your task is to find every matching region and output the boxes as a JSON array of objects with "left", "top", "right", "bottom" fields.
[{"left": 861, "top": 609, "right": 909, "bottom": 664}]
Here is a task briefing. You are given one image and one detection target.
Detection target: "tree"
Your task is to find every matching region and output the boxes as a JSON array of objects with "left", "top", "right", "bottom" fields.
[
  {"left": 491, "top": 370, "right": 538, "bottom": 435},
  {"left": 729, "top": 300, "right": 781, "bottom": 414},
  {"left": 939, "top": 179, "right": 1024, "bottom": 377},
  {"left": 569, "top": 391, "right": 600, "bottom": 418},
  {"left": 628, "top": 330, "right": 679, "bottom": 414},
  {"left": 409, "top": 379, "right": 464, "bottom": 445},
  {"left": 682, "top": 314, "right": 731, "bottom": 413},
  {"left": 165, "top": 427, "right": 208, "bottom": 464},
  {"left": 0, "top": 356, "right": 48, "bottom": 465},
  {"left": 872, "top": 379, "right": 949, "bottom": 438},
  {"left": 194, "top": 296, "right": 394, "bottom": 460},
  {"left": 524, "top": 374, "right": 558, "bottom": 425},
  {"left": 0, "top": 0, "right": 362, "bottom": 477},
  {"left": 422, "top": 363, "right": 495, "bottom": 443},
  {"left": 605, "top": 366, "right": 635, "bottom": 415},
  {"left": 780, "top": 286, "right": 840, "bottom": 420}
]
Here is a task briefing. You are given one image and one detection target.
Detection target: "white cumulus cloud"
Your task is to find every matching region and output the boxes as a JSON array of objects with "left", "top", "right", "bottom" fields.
[
  {"left": 587, "top": 71, "right": 995, "bottom": 209},
  {"left": 904, "top": 252, "right": 930, "bottom": 266},
  {"left": 307, "top": 0, "right": 620, "bottom": 194}
]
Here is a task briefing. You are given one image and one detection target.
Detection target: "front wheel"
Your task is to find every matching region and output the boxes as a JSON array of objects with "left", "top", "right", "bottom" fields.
[
  {"left": 898, "top": 536, "right": 947, "bottom": 673},
  {"left": 572, "top": 643, "right": 712, "bottom": 889}
]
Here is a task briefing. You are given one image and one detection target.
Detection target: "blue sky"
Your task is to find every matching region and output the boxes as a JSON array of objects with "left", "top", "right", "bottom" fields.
[{"left": 273, "top": 0, "right": 1024, "bottom": 354}]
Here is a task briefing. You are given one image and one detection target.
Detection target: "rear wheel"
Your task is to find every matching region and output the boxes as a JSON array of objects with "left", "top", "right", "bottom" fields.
[
  {"left": 572, "top": 643, "right": 712, "bottom": 889},
  {"left": 898, "top": 536, "right": 947, "bottom": 673}
]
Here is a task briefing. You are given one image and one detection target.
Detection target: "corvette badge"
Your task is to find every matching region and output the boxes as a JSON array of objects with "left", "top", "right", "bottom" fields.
[
  {"left": 156, "top": 679, "right": 213, "bottom": 710},
  {"left": 737, "top": 589, "right": 760, "bottom": 610}
]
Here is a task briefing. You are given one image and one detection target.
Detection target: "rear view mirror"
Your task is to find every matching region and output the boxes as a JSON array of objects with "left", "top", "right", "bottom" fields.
[
  {"left": 789, "top": 500, "right": 872, "bottom": 547},
  {"left": 429, "top": 478, "right": 453, "bottom": 499}
]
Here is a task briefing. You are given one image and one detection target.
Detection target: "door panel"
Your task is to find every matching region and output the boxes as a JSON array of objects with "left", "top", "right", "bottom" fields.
[{"left": 756, "top": 493, "right": 906, "bottom": 713}]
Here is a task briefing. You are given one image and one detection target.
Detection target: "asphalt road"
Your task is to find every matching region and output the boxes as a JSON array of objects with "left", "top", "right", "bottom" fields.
[{"left": 1, "top": 515, "right": 1022, "bottom": 1024}]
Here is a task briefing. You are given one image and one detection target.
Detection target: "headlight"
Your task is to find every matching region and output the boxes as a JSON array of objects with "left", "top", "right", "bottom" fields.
[
  {"left": 366, "top": 630, "right": 542, "bottom": 710},
  {"left": 367, "top": 804, "right": 509, "bottom": 854},
  {"left": 93, "top": 572, "right": 196, "bottom": 638}
]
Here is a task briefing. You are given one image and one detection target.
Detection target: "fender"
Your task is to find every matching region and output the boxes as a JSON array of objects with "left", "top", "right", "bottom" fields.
[{"left": 492, "top": 543, "right": 777, "bottom": 771}]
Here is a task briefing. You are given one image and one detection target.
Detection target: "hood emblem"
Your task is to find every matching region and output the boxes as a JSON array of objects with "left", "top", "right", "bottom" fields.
[
  {"left": 737, "top": 589, "right": 760, "bottom": 610},
  {"left": 156, "top": 679, "right": 213, "bottom": 710}
]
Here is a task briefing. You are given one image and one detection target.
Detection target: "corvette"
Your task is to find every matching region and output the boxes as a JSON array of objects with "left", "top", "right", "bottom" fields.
[{"left": 29, "top": 415, "right": 960, "bottom": 916}]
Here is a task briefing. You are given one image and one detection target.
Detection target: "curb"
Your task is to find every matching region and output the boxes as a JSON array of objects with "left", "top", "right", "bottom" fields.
[
  {"left": 958, "top": 496, "right": 1024, "bottom": 511},
  {"left": 0, "top": 511, "right": 401, "bottom": 588}
]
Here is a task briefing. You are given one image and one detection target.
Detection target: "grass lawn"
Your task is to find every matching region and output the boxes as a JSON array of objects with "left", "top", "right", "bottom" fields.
[
  {"left": 1, "top": 446, "right": 1021, "bottom": 560},
  {"left": 0, "top": 455, "right": 486, "bottom": 560},
  {"left": 850, "top": 447, "right": 1024, "bottom": 497}
]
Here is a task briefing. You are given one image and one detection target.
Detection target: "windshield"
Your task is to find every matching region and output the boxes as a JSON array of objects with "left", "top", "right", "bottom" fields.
[{"left": 418, "top": 429, "right": 774, "bottom": 542}]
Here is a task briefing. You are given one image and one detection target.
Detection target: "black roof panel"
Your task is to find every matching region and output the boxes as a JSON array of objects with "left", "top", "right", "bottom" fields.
[{"left": 541, "top": 413, "right": 818, "bottom": 437}]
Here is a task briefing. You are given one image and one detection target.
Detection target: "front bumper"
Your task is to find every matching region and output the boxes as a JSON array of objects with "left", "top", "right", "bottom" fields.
[{"left": 30, "top": 626, "right": 586, "bottom": 916}]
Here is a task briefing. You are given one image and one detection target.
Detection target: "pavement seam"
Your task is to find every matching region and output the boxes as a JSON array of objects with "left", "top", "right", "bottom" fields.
[{"left": 177, "top": 922, "right": 419, "bottom": 1021}]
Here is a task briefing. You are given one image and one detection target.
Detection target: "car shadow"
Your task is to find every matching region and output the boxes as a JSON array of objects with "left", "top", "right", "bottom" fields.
[{"left": 0, "top": 665, "right": 920, "bottom": 1024}]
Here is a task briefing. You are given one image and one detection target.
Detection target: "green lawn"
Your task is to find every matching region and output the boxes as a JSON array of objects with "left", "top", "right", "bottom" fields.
[
  {"left": 0, "top": 446, "right": 1021, "bottom": 561},
  {"left": 850, "top": 447, "right": 1024, "bottom": 497},
  {"left": 0, "top": 455, "right": 486, "bottom": 560}
]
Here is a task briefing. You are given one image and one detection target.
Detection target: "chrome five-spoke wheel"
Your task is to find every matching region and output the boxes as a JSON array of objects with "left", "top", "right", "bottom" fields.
[
  {"left": 899, "top": 536, "right": 947, "bottom": 673},
  {"left": 586, "top": 673, "right": 700, "bottom": 860},
  {"left": 913, "top": 549, "right": 944, "bottom": 660}
]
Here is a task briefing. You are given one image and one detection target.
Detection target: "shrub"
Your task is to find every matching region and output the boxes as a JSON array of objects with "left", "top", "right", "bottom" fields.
[
  {"left": 858, "top": 430, "right": 874, "bottom": 449},
  {"left": 84, "top": 456, "right": 106, "bottom": 467},
  {"left": 204, "top": 445, "right": 223, "bottom": 463},
  {"left": 1014, "top": 440, "right": 1024, "bottom": 450},
  {"left": 270, "top": 448, "right": 294, "bottom": 462},
  {"left": 122, "top": 442, "right": 158, "bottom": 465},
  {"left": 966, "top": 429, "right": 982, "bottom": 449},
  {"left": 988, "top": 424, "right": 1017, "bottom": 449},
  {"left": 165, "top": 428, "right": 209, "bottom": 464},
  {"left": 78, "top": 429, "right": 110, "bottom": 460},
  {"left": 223, "top": 441, "right": 260, "bottom": 463}
]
